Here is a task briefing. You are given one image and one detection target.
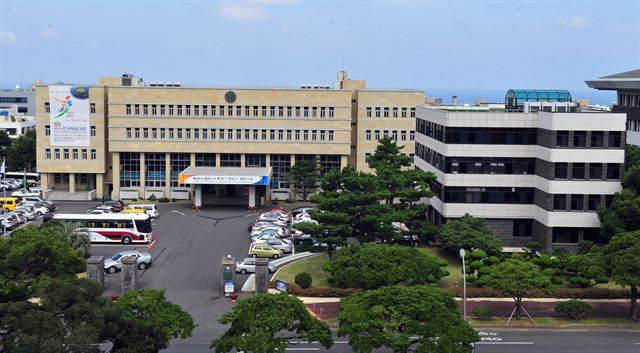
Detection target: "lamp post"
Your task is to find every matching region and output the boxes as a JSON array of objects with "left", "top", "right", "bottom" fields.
[{"left": 459, "top": 248, "right": 467, "bottom": 319}]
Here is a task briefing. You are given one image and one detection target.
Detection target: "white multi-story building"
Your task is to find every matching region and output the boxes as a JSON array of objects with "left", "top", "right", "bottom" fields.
[{"left": 415, "top": 89, "right": 626, "bottom": 251}]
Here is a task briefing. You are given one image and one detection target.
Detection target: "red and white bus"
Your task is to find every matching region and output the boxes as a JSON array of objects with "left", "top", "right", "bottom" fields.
[{"left": 47, "top": 213, "right": 155, "bottom": 245}]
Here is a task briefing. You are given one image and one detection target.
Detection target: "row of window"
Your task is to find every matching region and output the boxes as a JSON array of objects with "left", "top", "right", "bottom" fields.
[
  {"left": 45, "top": 125, "right": 96, "bottom": 137},
  {"left": 365, "top": 129, "right": 415, "bottom": 142},
  {"left": 121, "top": 104, "right": 337, "bottom": 119},
  {"left": 365, "top": 106, "right": 416, "bottom": 118},
  {"left": 552, "top": 194, "right": 614, "bottom": 211},
  {"left": 120, "top": 153, "right": 341, "bottom": 189},
  {"left": 554, "top": 162, "right": 621, "bottom": 180},
  {"left": 0, "top": 97, "right": 28, "bottom": 103},
  {"left": 555, "top": 131, "right": 622, "bottom": 148},
  {"left": 124, "top": 127, "right": 335, "bottom": 142},
  {"left": 44, "top": 148, "right": 97, "bottom": 160},
  {"left": 626, "top": 120, "right": 640, "bottom": 132},
  {"left": 618, "top": 93, "right": 640, "bottom": 107},
  {"left": 45, "top": 102, "right": 96, "bottom": 114}
]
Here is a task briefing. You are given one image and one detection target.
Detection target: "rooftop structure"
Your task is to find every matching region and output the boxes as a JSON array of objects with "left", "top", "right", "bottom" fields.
[{"left": 505, "top": 89, "right": 572, "bottom": 112}]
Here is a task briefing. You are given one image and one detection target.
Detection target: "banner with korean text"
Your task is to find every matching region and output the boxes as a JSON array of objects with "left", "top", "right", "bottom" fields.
[{"left": 49, "top": 85, "right": 90, "bottom": 146}]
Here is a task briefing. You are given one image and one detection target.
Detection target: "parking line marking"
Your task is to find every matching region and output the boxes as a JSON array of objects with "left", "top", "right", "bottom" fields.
[
  {"left": 171, "top": 210, "right": 185, "bottom": 216},
  {"left": 475, "top": 342, "right": 534, "bottom": 345}
]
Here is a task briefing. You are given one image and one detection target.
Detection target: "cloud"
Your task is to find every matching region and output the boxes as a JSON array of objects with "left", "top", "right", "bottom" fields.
[
  {"left": 0, "top": 32, "right": 16, "bottom": 45},
  {"left": 219, "top": 3, "right": 270, "bottom": 21},
  {"left": 554, "top": 16, "right": 589, "bottom": 29},
  {"left": 281, "top": 24, "right": 289, "bottom": 31}
]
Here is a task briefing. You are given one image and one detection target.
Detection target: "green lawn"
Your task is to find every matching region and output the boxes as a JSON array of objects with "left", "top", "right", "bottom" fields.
[
  {"left": 275, "top": 253, "right": 331, "bottom": 288},
  {"left": 470, "top": 317, "right": 639, "bottom": 327},
  {"left": 420, "top": 247, "right": 464, "bottom": 289}
]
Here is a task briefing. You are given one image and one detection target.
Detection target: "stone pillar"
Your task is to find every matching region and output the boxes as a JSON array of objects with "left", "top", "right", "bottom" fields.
[
  {"left": 165, "top": 153, "right": 171, "bottom": 198},
  {"left": 195, "top": 184, "right": 202, "bottom": 208},
  {"left": 139, "top": 152, "right": 146, "bottom": 199},
  {"left": 41, "top": 172, "right": 50, "bottom": 191},
  {"left": 86, "top": 256, "right": 105, "bottom": 288},
  {"left": 340, "top": 155, "right": 348, "bottom": 169},
  {"left": 69, "top": 173, "right": 76, "bottom": 193},
  {"left": 121, "top": 255, "right": 138, "bottom": 294},
  {"left": 215, "top": 153, "right": 221, "bottom": 167},
  {"left": 96, "top": 174, "right": 104, "bottom": 199},
  {"left": 112, "top": 152, "right": 120, "bottom": 200},
  {"left": 289, "top": 155, "right": 296, "bottom": 201},
  {"left": 241, "top": 153, "right": 246, "bottom": 168},
  {"left": 249, "top": 185, "right": 256, "bottom": 208},
  {"left": 255, "top": 258, "right": 270, "bottom": 294}
]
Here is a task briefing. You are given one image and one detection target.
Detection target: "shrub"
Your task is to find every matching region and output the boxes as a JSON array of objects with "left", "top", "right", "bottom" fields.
[
  {"left": 438, "top": 215, "right": 502, "bottom": 256},
  {"left": 472, "top": 306, "right": 495, "bottom": 320},
  {"left": 147, "top": 193, "right": 157, "bottom": 201},
  {"left": 329, "top": 243, "right": 447, "bottom": 290},
  {"left": 171, "top": 198, "right": 177, "bottom": 202},
  {"left": 449, "top": 286, "right": 629, "bottom": 299},
  {"left": 485, "top": 256, "right": 500, "bottom": 265},
  {"left": 158, "top": 197, "right": 170, "bottom": 203},
  {"left": 295, "top": 272, "right": 312, "bottom": 289},
  {"left": 478, "top": 266, "right": 492, "bottom": 276},
  {"left": 471, "top": 249, "right": 487, "bottom": 259},
  {"left": 282, "top": 283, "right": 361, "bottom": 297},
  {"left": 437, "top": 259, "right": 449, "bottom": 267},
  {"left": 554, "top": 299, "right": 593, "bottom": 320},
  {"left": 551, "top": 276, "right": 564, "bottom": 285},
  {"left": 542, "top": 268, "right": 557, "bottom": 276},
  {"left": 470, "top": 260, "right": 484, "bottom": 271},
  {"left": 322, "top": 262, "right": 332, "bottom": 272}
]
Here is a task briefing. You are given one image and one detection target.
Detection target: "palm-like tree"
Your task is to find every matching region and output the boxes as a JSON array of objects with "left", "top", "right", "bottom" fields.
[{"left": 57, "top": 222, "right": 91, "bottom": 257}]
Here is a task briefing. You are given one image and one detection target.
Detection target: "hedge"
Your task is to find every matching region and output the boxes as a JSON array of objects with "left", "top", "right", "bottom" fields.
[
  {"left": 277, "top": 283, "right": 362, "bottom": 297},
  {"left": 449, "top": 287, "right": 630, "bottom": 299}
]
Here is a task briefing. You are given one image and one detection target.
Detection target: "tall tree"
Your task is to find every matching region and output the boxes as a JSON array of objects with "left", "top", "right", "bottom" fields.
[
  {"left": 338, "top": 285, "right": 478, "bottom": 353},
  {"left": 285, "top": 157, "right": 321, "bottom": 201},
  {"left": 211, "top": 293, "right": 333, "bottom": 353},
  {"left": 41, "top": 220, "right": 91, "bottom": 258},
  {"left": 486, "top": 259, "right": 551, "bottom": 320},
  {"left": 0, "top": 130, "right": 11, "bottom": 160},
  {"left": 438, "top": 214, "right": 503, "bottom": 256},
  {"left": 597, "top": 189, "right": 640, "bottom": 239},
  {"left": 6, "top": 129, "right": 36, "bottom": 171},
  {"left": 604, "top": 232, "right": 640, "bottom": 321}
]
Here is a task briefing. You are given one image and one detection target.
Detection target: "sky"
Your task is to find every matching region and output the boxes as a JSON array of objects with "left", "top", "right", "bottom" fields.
[{"left": 0, "top": 0, "right": 638, "bottom": 105}]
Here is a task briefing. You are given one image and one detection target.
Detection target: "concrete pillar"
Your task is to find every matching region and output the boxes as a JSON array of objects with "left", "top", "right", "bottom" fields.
[
  {"left": 340, "top": 155, "right": 348, "bottom": 169},
  {"left": 139, "top": 152, "right": 146, "bottom": 199},
  {"left": 112, "top": 152, "right": 120, "bottom": 200},
  {"left": 86, "top": 256, "right": 105, "bottom": 288},
  {"left": 195, "top": 184, "right": 202, "bottom": 208},
  {"left": 165, "top": 153, "right": 171, "bottom": 198},
  {"left": 69, "top": 173, "right": 76, "bottom": 193},
  {"left": 254, "top": 258, "right": 269, "bottom": 294},
  {"left": 241, "top": 153, "right": 246, "bottom": 167},
  {"left": 249, "top": 185, "right": 256, "bottom": 208},
  {"left": 189, "top": 153, "right": 196, "bottom": 198},
  {"left": 96, "top": 174, "right": 104, "bottom": 199},
  {"left": 289, "top": 154, "right": 296, "bottom": 201},
  {"left": 120, "top": 255, "right": 138, "bottom": 294},
  {"left": 215, "top": 153, "right": 221, "bottom": 167},
  {"left": 41, "top": 172, "right": 50, "bottom": 191}
]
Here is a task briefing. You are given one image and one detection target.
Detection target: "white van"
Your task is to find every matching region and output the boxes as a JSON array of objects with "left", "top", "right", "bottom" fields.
[
  {"left": 127, "top": 204, "right": 159, "bottom": 219},
  {"left": 21, "top": 196, "right": 46, "bottom": 205}
]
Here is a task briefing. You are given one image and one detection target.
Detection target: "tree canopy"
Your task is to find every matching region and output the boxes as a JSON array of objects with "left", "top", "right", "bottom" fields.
[
  {"left": 211, "top": 293, "right": 333, "bottom": 353},
  {"left": 286, "top": 157, "right": 321, "bottom": 201},
  {"left": 597, "top": 189, "right": 640, "bottom": 239},
  {"left": 438, "top": 214, "right": 502, "bottom": 256},
  {"left": 338, "top": 285, "right": 478, "bottom": 353},
  {"left": 485, "top": 259, "right": 551, "bottom": 320},
  {"left": 6, "top": 129, "right": 36, "bottom": 171},
  {"left": 604, "top": 232, "right": 640, "bottom": 321},
  {"left": 328, "top": 243, "right": 447, "bottom": 289}
]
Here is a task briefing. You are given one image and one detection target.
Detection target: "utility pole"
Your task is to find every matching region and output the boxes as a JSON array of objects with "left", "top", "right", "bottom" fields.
[{"left": 459, "top": 248, "right": 467, "bottom": 319}]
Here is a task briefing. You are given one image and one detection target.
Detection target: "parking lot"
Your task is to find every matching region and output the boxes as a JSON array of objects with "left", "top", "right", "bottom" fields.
[{"left": 51, "top": 201, "right": 277, "bottom": 347}]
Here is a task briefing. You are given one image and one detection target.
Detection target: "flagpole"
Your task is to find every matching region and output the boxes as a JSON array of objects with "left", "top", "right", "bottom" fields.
[{"left": 2, "top": 158, "right": 5, "bottom": 235}]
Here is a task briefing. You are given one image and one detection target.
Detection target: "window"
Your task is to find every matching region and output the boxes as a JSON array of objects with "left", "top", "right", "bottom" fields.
[
  {"left": 185, "top": 105, "right": 191, "bottom": 116},
  {"left": 236, "top": 129, "right": 242, "bottom": 140},
  {"left": 126, "top": 104, "right": 131, "bottom": 115},
  {"left": 278, "top": 130, "right": 284, "bottom": 140},
  {"left": 72, "top": 149, "right": 78, "bottom": 159},
  {"left": 320, "top": 130, "right": 325, "bottom": 141},
  {"left": 295, "top": 107, "right": 301, "bottom": 117},
  {"left": 556, "top": 131, "right": 569, "bottom": 147},
  {"left": 270, "top": 106, "right": 275, "bottom": 117},
  {"left": 152, "top": 105, "right": 157, "bottom": 115},
  {"left": 219, "top": 129, "right": 225, "bottom": 140},
  {"left": 311, "top": 130, "right": 317, "bottom": 141},
  {"left": 210, "top": 129, "right": 216, "bottom": 139},
  {"left": 192, "top": 129, "right": 197, "bottom": 139},
  {"left": 45, "top": 102, "right": 50, "bottom": 113},
  {"left": 169, "top": 128, "right": 174, "bottom": 139},
  {"left": 410, "top": 107, "right": 416, "bottom": 118},
  {"left": 278, "top": 106, "right": 284, "bottom": 117},
  {"left": 120, "top": 152, "right": 140, "bottom": 187},
  {"left": 45, "top": 125, "right": 50, "bottom": 136},
  {"left": 54, "top": 149, "right": 60, "bottom": 159},
  {"left": 401, "top": 130, "right": 407, "bottom": 141},
  {"left": 90, "top": 149, "right": 97, "bottom": 160},
  {"left": 513, "top": 220, "right": 533, "bottom": 237},
  {"left": 555, "top": 163, "right": 568, "bottom": 179},
  {"left": 608, "top": 131, "right": 622, "bottom": 147},
  {"left": 262, "top": 129, "right": 267, "bottom": 140},
  {"left": 303, "top": 107, "right": 309, "bottom": 117},
  {"left": 90, "top": 126, "right": 96, "bottom": 137},
  {"left": 607, "top": 164, "right": 621, "bottom": 179},
  {"left": 375, "top": 107, "right": 381, "bottom": 118},
  {"left": 589, "top": 163, "right": 602, "bottom": 179},
  {"left": 177, "top": 128, "right": 183, "bottom": 139},
  {"left": 195, "top": 153, "right": 216, "bottom": 166},
  {"left": 588, "top": 195, "right": 601, "bottom": 211},
  {"left": 375, "top": 130, "right": 380, "bottom": 140},
  {"left": 270, "top": 129, "right": 275, "bottom": 140},
  {"left": 169, "top": 105, "right": 174, "bottom": 115},
  {"left": 286, "top": 106, "right": 292, "bottom": 117},
  {"left": 45, "top": 148, "right": 51, "bottom": 159},
  {"left": 383, "top": 107, "right": 389, "bottom": 118},
  {"left": 63, "top": 149, "right": 69, "bottom": 159},
  {"left": 366, "top": 107, "right": 372, "bottom": 118},
  {"left": 553, "top": 194, "right": 566, "bottom": 210},
  {"left": 573, "top": 131, "right": 586, "bottom": 147},
  {"left": 90, "top": 103, "right": 96, "bottom": 114},
  {"left": 227, "top": 129, "right": 233, "bottom": 140},
  {"left": 571, "top": 194, "right": 584, "bottom": 210},
  {"left": 295, "top": 130, "right": 300, "bottom": 141},
  {"left": 401, "top": 107, "right": 407, "bottom": 118},
  {"left": 143, "top": 128, "right": 149, "bottom": 139},
  {"left": 605, "top": 194, "right": 614, "bottom": 207},
  {"left": 82, "top": 149, "right": 87, "bottom": 159},
  {"left": 177, "top": 105, "right": 183, "bottom": 115},
  {"left": 270, "top": 154, "right": 291, "bottom": 189},
  {"left": 134, "top": 128, "right": 140, "bottom": 139},
  {"left": 366, "top": 130, "right": 371, "bottom": 141},
  {"left": 572, "top": 163, "right": 585, "bottom": 179},
  {"left": 319, "top": 155, "right": 341, "bottom": 175},
  {"left": 143, "top": 105, "right": 148, "bottom": 115},
  {"left": 591, "top": 131, "right": 604, "bottom": 147},
  {"left": 392, "top": 130, "right": 398, "bottom": 141},
  {"left": 161, "top": 105, "right": 166, "bottom": 115},
  {"left": 329, "top": 107, "right": 334, "bottom": 118},
  {"left": 320, "top": 107, "right": 326, "bottom": 118},
  {"left": 287, "top": 130, "right": 292, "bottom": 140},
  {"left": 328, "top": 131, "right": 334, "bottom": 141},
  {"left": 237, "top": 106, "right": 242, "bottom": 116},
  {"left": 220, "top": 106, "right": 226, "bottom": 117},
  {"left": 245, "top": 129, "right": 250, "bottom": 140},
  {"left": 552, "top": 228, "right": 579, "bottom": 244},
  {"left": 210, "top": 105, "right": 216, "bottom": 117},
  {"left": 135, "top": 105, "right": 140, "bottom": 115},
  {"left": 170, "top": 153, "right": 190, "bottom": 187},
  {"left": 246, "top": 154, "right": 266, "bottom": 167},
  {"left": 303, "top": 130, "right": 308, "bottom": 141},
  {"left": 409, "top": 131, "right": 415, "bottom": 141},
  {"left": 253, "top": 129, "right": 258, "bottom": 140},
  {"left": 202, "top": 129, "right": 207, "bottom": 139},
  {"left": 194, "top": 105, "right": 199, "bottom": 116},
  {"left": 220, "top": 153, "right": 241, "bottom": 167},
  {"left": 393, "top": 107, "right": 398, "bottom": 118},
  {"left": 144, "top": 153, "right": 165, "bottom": 187},
  {"left": 228, "top": 106, "right": 233, "bottom": 117},
  {"left": 160, "top": 128, "right": 166, "bottom": 139},
  {"left": 245, "top": 106, "right": 250, "bottom": 117}
]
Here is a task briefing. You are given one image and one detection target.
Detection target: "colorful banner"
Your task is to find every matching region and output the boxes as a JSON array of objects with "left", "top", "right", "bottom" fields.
[
  {"left": 178, "top": 174, "right": 269, "bottom": 185},
  {"left": 49, "top": 85, "right": 90, "bottom": 146}
]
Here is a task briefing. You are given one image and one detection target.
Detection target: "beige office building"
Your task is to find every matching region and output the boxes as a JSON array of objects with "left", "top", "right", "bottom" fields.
[{"left": 35, "top": 72, "right": 423, "bottom": 206}]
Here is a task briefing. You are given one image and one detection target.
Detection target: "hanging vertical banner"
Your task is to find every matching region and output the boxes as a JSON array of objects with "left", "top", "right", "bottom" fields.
[{"left": 49, "top": 85, "right": 90, "bottom": 146}]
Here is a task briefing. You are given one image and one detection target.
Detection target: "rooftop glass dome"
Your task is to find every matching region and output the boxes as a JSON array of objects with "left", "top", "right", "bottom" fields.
[{"left": 505, "top": 89, "right": 572, "bottom": 110}]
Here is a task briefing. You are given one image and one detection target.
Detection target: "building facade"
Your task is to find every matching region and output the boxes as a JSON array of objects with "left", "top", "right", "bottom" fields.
[
  {"left": 35, "top": 72, "right": 423, "bottom": 204},
  {"left": 0, "top": 88, "right": 35, "bottom": 115},
  {"left": 586, "top": 69, "right": 640, "bottom": 146},
  {"left": 415, "top": 90, "right": 626, "bottom": 250}
]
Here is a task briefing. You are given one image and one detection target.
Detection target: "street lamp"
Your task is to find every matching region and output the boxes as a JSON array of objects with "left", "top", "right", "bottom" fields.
[{"left": 459, "top": 248, "right": 467, "bottom": 319}]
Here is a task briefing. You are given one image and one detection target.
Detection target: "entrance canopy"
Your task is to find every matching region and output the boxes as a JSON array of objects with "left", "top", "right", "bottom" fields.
[{"left": 178, "top": 166, "right": 271, "bottom": 185}]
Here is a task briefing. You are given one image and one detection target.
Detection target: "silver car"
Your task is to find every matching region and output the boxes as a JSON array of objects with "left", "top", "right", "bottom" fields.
[
  {"left": 250, "top": 227, "right": 286, "bottom": 238},
  {"left": 253, "top": 238, "right": 293, "bottom": 254},
  {"left": 235, "top": 258, "right": 275, "bottom": 274},
  {"left": 8, "top": 210, "right": 28, "bottom": 223},
  {"left": 104, "top": 250, "right": 152, "bottom": 274}
]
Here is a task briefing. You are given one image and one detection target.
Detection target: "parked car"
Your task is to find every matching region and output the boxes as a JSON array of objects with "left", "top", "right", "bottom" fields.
[
  {"left": 86, "top": 208, "right": 112, "bottom": 214},
  {"left": 0, "top": 213, "right": 19, "bottom": 229},
  {"left": 7, "top": 211, "right": 26, "bottom": 224},
  {"left": 93, "top": 204, "right": 115, "bottom": 212},
  {"left": 101, "top": 200, "right": 124, "bottom": 212},
  {"left": 235, "top": 258, "right": 276, "bottom": 274},
  {"left": 11, "top": 188, "right": 41, "bottom": 198},
  {"left": 389, "top": 222, "right": 421, "bottom": 247},
  {"left": 252, "top": 238, "right": 293, "bottom": 254},
  {"left": 250, "top": 227, "right": 287, "bottom": 238},
  {"left": 30, "top": 203, "right": 50, "bottom": 216},
  {"left": 2, "top": 179, "right": 21, "bottom": 189},
  {"left": 20, "top": 196, "right": 46, "bottom": 205},
  {"left": 291, "top": 230, "right": 314, "bottom": 244},
  {"left": 255, "top": 215, "right": 288, "bottom": 227},
  {"left": 127, "top": 204, "right": 159, "bottom": 218},
  {"left": 104, "top": 251, "right": 152, "bottom": 274},
  {"left": 34, "top": 201, "right": 56, "bottom": 213},
  {"left": 291, "top": 206, "right": 314, "bottom": 217},
  {"left": 251, "top": 233, "right": 282, "bottom": 243},
  {"left": 15, "top": 205, "right": 38, "bottom": 221},
  {"left": 249, "top": 244, "right": 281, "bottom": 258}
]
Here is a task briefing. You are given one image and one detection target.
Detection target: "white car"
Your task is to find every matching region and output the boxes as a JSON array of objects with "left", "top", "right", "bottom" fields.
[
  {"left": 11, "top": 188, "right": 41, "bottom": 197},
  {"left": 20, "top": 196, "right": 46, "bottom": 205},
  {"left": 15, "top": 205, "right": 38, "bottom": 221},
  {"left": 250, "top": 227, "right": 287, "bottom": 238},
  {"left": 127, "top": 204, "right": 159, "bottom": 219},
  {"left": 31, "top": 203, "right": 50, "bottom": 216},
  {"left": 251, "top": 233, "right": 282, "bottom": 243}
]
